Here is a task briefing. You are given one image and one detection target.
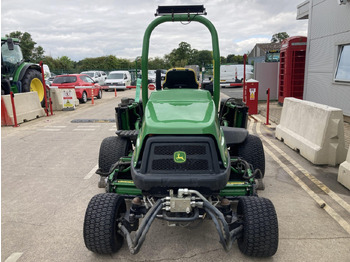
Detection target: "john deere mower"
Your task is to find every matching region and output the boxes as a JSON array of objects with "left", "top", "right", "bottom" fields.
[
  {"left": 84, "top": 5, "right": 278, "bottom": 257},
  {"left": 1, "top": 37, "right": 45, "bottom": 104}
]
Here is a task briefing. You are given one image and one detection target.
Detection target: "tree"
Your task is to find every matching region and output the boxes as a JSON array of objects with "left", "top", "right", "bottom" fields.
[
  {"left": 166, "top": 42, "right": 193, "bottom": 67},
  {"left": 226, "top": 54, "right": 243, "bottom": 64},
  {"left": 194, "top": 50, "right": 212, "bottom": 66},
  {"left": 57, "top": 56, "right": 75, "bottom": 72},
  {"left": 6, "top": 31, "right": 44, "bottom": 61},
  {"left": 31, "top": 46, "right": 45, "bottom": 63},
  {"left": 226, "top": 54, "right": 236, "bottom": 63},
  {"left": 220, "top": 56, "right": 227, "bottom": 64},
  {"left": 271, "top": 32, "right": 289, "bottom": 43},
  {"left": 149, "top": 57, "right": 169, "bottom": 70}
]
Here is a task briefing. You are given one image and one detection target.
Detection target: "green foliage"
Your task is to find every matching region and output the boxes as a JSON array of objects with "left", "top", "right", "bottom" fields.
[
  {"left": 271, "top": 32, "right": 289, "bottom": 43},
  {"left": 149, "top": 57, "right": 170, "bottom": 70},
  {"left": 31, "top": 46, "right": 45, "bottom": 63},
  {"left": 220, "top": 56, "right": 227, "bottom": 64},
  {"left": 165, "top": 41, "right": 193, "bottom": 67},
  {"left": 226, "top": 54, "right": 243, "bottom": 64}
]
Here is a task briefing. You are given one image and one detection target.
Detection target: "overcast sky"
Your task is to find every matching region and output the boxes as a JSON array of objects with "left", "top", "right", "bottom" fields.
[{"left": 1, "top": 0, "right": 308, "bottom": 62}]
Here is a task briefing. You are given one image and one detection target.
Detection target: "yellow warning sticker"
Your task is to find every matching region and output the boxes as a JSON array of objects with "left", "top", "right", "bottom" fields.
[
  {"left": 117, "top": 180, "right": 134, "bottom": 184},
  {"left": 226, "top": 182, "right": 245, "bottom": 185}
]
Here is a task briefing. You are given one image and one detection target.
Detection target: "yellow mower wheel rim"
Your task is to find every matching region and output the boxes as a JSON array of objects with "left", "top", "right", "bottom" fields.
[{"left": 30, "top": 78, "right": 44, "bottom": 102}]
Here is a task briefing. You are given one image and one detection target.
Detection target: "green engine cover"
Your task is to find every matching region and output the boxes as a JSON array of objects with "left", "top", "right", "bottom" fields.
[{"left": 133, "top": 89, "right": 229, "bottom": 167}]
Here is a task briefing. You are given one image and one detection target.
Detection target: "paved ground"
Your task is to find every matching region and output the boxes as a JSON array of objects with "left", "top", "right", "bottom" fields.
[{"left": 2, "top": 89, "right": 350, "bottom": 262}]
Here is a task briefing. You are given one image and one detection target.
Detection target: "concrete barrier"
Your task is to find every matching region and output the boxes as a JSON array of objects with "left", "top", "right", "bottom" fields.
[
  {"left": 2, "top": 92, "right": 45, "bottom": 124},
  {"left": 338, "top": 148, "right": 350, "bottom": 190},
  {"left": 50, "top": 88, "right": 79, "bottom": 111},
  {"left": 275, "top": 98, "right": 347, "bottom": 166}
]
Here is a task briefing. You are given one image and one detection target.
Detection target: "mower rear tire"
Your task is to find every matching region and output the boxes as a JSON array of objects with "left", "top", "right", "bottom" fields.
[
  {"left": 233, "top": 134, "right": 265, "bottom": 177},
  {"left": 84, "top": 193, "right": 126, "bottom": 254},
  {"left": 237, "top": 196, "right": 278, "bottom": 257},
  {"left": 98, "top": 136, "right": 131, "bottom": 174}
]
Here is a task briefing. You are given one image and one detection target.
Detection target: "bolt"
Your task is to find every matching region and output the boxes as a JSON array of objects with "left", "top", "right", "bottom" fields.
[
  {"left": 220, "top": 198, "right": 230, "bottom": 207},
  {"left": 132, "top": 197, "right": 142, "bottom": 205}
]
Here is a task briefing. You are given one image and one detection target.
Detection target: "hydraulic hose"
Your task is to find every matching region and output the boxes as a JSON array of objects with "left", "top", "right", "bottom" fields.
[
  {"left": 204, "top": 206, "right": 229, "bottom": 250},
  {"left": 119, "top": 198, "right": 163, "bottom": 254},
  {"left": 203, "top": 201, "right": 232, "bottom": 251}
]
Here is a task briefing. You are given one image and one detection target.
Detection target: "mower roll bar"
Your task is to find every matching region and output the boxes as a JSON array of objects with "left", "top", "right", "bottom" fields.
[{"left": 141, "top": 14, "right": 220, "bottom": 111}]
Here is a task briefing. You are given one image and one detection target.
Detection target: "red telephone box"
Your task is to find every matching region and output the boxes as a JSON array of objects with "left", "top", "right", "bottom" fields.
[{"left": 278, "top": 36, "right": 307, "bottom": 104}]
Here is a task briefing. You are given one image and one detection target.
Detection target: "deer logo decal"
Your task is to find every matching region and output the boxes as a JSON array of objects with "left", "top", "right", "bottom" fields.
[{"left": 174, "top": 151, "right": 186, "bottom": 163}]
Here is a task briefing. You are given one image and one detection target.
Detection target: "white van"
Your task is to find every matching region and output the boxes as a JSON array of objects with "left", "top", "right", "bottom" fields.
[
  {"left": 220, "top": 65, "right": 253, "bottom": 88},
  {"left": 104, "top": 71, "right": 131, "bottom": 90}
]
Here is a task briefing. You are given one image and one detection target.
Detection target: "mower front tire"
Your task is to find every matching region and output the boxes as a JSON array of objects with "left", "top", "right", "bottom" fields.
[
  {"left": 237, "top": 197, "right": 279, "bottom": 257},
  {"left": 83, "top": 193, "right": 126, "bottom": 254}
]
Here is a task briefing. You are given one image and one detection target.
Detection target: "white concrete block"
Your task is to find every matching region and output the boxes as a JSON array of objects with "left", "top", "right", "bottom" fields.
[
  {"left": 50, "top": 88, "right": 79, "bottom": 111},
  {"left": 275, "top": 98, "right": 346, "bottom": 166},
  {"left": 338, "top": 148, "right": 350, "bottom": 190},
  {"left": 2, "top": 92, "right": 45, "bottom": 124}
]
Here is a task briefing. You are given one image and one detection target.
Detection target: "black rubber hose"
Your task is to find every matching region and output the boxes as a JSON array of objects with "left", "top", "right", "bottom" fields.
[
  {"left": 204, "top": 207, "right": 228, "bottom": 251},
  {"left": 120, "top": 199, "right": 163, "bottom": 254},
  {"left": 131, "top": 202, "right": 163, "bottom": 254},
  {"left": 203, "top": 201, "right": 231, "bottom": 244}
]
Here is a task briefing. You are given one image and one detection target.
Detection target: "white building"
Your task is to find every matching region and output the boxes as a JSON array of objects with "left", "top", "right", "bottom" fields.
[{"left": 297, "top": 0, "right": 350, "bottom": 116}]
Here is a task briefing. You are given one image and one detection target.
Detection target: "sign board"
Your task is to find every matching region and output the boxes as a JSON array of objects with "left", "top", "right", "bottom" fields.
[{"left": 62, "top": 89, "right": 75, "bottom": 110}]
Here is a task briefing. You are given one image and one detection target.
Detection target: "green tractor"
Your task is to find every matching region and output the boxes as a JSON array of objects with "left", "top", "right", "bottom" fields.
[
  {"left": 1, "top": 37, "right": 45, "bottom": 103},
  {"left": 84, "top": 5, "right": 278, "bottom": 257}
]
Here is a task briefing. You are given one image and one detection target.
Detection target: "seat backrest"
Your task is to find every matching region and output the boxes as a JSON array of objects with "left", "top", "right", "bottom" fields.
[{"left": 163, "top": 68, "right": 199, "bottom": 89}]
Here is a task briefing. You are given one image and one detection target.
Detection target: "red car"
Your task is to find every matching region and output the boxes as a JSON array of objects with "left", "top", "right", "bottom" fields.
[{"left": 51, "top": 74, "right": 102, "bottom": 103}]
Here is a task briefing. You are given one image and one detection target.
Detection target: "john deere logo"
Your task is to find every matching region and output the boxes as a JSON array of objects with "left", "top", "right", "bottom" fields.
[{"left": 174, "top": 151, "right": 186, "bottom": 163}]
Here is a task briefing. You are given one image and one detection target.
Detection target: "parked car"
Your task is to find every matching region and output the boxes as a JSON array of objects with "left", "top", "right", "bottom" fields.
[
  {"left": 51, "top": 74, "right": 102, "bottom": 103},
  {"left": 101, "top": 71, "right": 107, "bottom": 81},
  {"left": 103, "top": 70, "right": 131, "bottom": 90},
  {"left": 148, "top": 70, "right": 156, "bottom": 83},
  {"left": 80, "top": 71, "right": 106, "bottom": 85},
  {"left": 48, "top": 72, "right": 57, "bottom": 85},
  {"left": 160, "top": 69, "right": 167, "bottom": 80}
]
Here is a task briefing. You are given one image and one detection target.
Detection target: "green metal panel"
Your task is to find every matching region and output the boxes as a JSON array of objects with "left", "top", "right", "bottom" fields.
[
  {"left": 112, "top": 180, "right": 142, "bottom": 195},
  {"left": 110, "top": 179, "right": 250, "bottom": 197},
  {"left": 13, "top": 62, "right": 28, "bottom": 82},
  {"left": 141, "top": 14, "right": 220, "bottom": 110}
]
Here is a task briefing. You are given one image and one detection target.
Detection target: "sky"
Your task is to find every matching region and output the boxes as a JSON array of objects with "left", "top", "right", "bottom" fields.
[{"left": 1, "top": 0, "right": 308, "bottom": 62}]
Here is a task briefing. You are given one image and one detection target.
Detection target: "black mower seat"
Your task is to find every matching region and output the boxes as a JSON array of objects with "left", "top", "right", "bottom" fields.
[
  {"left": 221, "top": 126, "right": 248, "bottom": 147},
  {"left": 163, "top": 68, "right": 199, "bottom": 89}
]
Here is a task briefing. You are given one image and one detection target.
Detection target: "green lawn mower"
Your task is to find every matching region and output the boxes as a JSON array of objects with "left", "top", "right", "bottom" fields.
[
  {"left": 1, "top": 37, "right": 45, "bottom": 104},
  {"left": 84, "top": 5, "right": 278, "bottom": 257}
]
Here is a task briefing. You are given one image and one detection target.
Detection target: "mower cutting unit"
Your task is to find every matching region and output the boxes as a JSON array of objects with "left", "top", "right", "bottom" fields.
[{"left": 84, "top": 5, "right": 278, "bottom": 257}]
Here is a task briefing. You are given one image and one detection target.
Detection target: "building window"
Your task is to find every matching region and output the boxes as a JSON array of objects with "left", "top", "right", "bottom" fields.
[{"left": 335, "top": 44, "right": 350, "bottom": 82}]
